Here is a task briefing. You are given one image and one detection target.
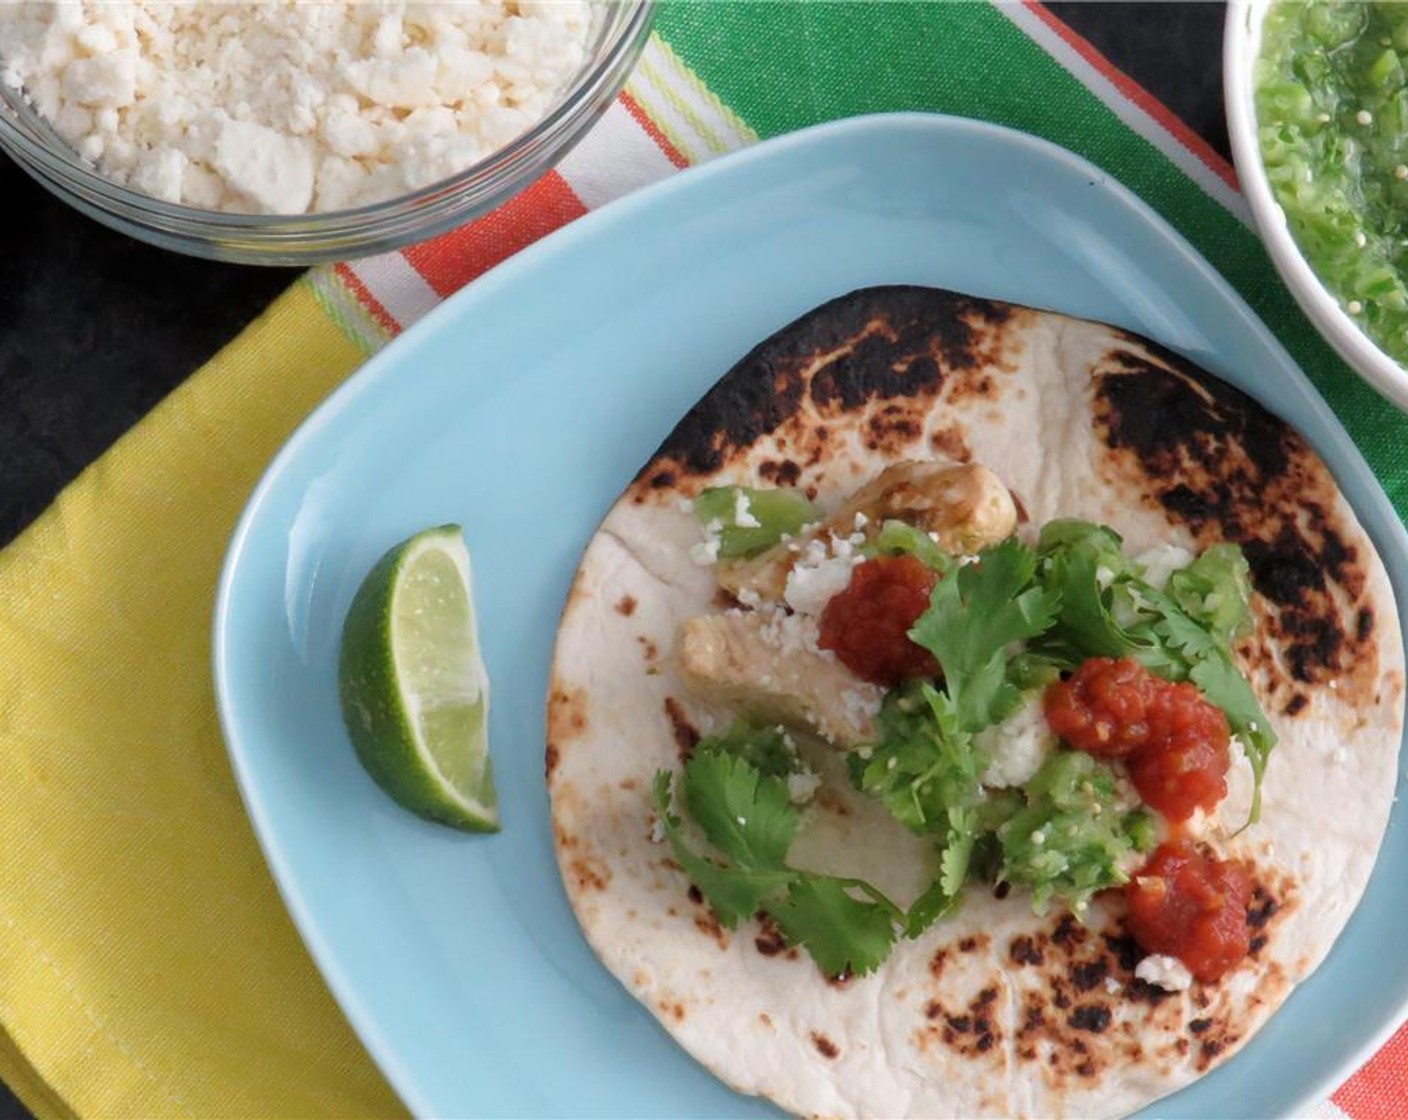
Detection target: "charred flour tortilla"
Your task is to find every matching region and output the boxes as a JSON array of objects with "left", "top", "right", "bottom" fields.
[{"left": 546, "top": 286, "right": 1404, "bottom": 1118}]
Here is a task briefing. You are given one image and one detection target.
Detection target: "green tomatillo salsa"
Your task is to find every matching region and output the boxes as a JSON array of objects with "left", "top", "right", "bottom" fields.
[{"left": 1257, "top": 1, "right": 1408, "bottom": 363}]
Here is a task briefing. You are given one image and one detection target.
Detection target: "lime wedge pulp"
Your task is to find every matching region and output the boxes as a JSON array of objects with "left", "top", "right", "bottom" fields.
[{"left": 338, "top": 525, "right": 498, "bottom": 831}]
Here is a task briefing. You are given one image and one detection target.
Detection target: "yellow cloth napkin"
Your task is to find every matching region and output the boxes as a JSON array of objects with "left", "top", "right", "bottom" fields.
[{"left": 0, "top": 280, "right": 402, "bottom": 1119}]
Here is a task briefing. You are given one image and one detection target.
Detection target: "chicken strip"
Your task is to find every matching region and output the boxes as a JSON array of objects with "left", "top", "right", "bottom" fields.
[
  {"left": 675, "top": 611, "right": 882, "bottom": 748},
  {"left": 717, "top": 459, "right": 1017, "bottom": 603}
]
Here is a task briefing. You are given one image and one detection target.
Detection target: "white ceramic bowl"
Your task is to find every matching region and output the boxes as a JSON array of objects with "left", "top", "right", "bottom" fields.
[{"left": 1225, "top": 0, "right": 1408, "bottom": 412}]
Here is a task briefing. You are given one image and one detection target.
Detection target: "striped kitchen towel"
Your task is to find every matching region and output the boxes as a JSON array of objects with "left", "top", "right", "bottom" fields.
[{"left": 0, "top": 3, "right": 1403, "bottom": 1119}]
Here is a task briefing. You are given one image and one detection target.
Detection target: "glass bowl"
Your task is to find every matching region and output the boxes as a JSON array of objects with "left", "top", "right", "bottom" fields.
[{"left": 0, "top": 1, "right": 654, "bottom": 265}]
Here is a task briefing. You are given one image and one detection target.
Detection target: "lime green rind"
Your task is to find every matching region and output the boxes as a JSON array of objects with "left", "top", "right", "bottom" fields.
[{"left": 338, "top": 525, "right": 499, "bottom": 833}]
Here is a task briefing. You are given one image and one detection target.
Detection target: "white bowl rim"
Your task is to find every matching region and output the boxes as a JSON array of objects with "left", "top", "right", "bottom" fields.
[{"left": 1224, "top": 0, "right": 1408, "bottom": 413}]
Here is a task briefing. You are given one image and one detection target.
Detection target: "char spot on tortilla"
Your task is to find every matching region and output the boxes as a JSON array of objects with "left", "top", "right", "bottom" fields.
[
  {"left": 545, "top": 743, "right": 560, "bottom": 778},
  {"left": 1358, "top": 606, "right": 1375, "bottom": 642},
  {"left": 1283, "top": 693, "right": 1309, "bottom": 717},
  {"left": 864, "top": 401, "right": 927, "bottom": 456},
  {"left": 754, "top": 913, "right": 795, "bottom": 960},
  {"left": 635, "top": 635, "right": 658, "bottom": 662},
  {"left": 928, "top": 422, "right": 971, "bottom": 462},
  {"left": 929, "top": 948, "right": 950, "bottom": 979},
  {"left": 569, "top": 857, "right": 610, "bottom": 892},
  {"left": 547, "top": 686, "right": 589, "bottom": 748},
  {"left": 1198, "top": 1038, "right": 1227, "bottom": 1069},
  {"left": 1009, "top": 935, "right": 1044, "bottom": 967},
  {"left": 1051, "top": 914, "right": 1087, "bottom": 950},
  {"left": 629, "top": 287, "right": 1023, "bottom": 492},
  {"left": 759, "top": 458, "right": 802, "bottom": 486},
  {"left": 662, "top": 697, "right": 700, "bottom": 761},
  {"left": 615, "top": 594, "right": 637, "bottom": 616},
  {"left": 1127, "top": 977, "right": 1177, "bottom": 1006},
  {"left": 922, "top": 985, "right": 1008, "bottom": 1060},
  {"left": 1092, "top": 346, "right": 1378, "bottom": 703},
  {"left": 694, "top": 910, "right": 729, "bottom": 950},
  {"left": 1071, "top": 960, "right": 1109, "bottom": 993},
  {"left": 1068, "top": 1005, "right": 1112, "bottom": 1034},
  {"left": 1188, "top": 1018, "right": 1212, "bottom": 1035},
  {"left": 1248, "top": 884, "right": 1280, "bottom": 930},
  {"left": 810, "top": 1031, "right": 840, "bottom": 1060},
  {"left": 1101, "top": 932, "right": 1144, "bottom": 976}
]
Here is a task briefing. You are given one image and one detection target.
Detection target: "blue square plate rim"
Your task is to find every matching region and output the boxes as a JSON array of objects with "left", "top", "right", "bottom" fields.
[{"left": 213, "top": 112, "right": 1408, "bottom": 1119}]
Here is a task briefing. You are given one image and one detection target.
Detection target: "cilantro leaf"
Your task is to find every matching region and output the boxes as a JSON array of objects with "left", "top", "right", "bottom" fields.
[
  {"left": 853, "top": 683, "right": 986, "bottom": 835},
  {"left": 1040, "top": 546, "right": 1142, "bottom": 660},
  {"left": 1167, "top": 543, "right": 1254, "bottom": 645},
  {"left": 652, "top": 772, "right": 791, "bottom": 927},
  {"left": 695, "top": 721, "right": 802, "bottom": 781},
  {"left": 681, "top": 749, "right": 799, "bottom": 871},
  {"left": 905, "top": 872, "right": 960, "bottom": 937},
  {"left": 1190, "top": 657, "right": 1276, "bottom": 824},
  {"left": 656, "top": 757, "right": 902, "bottom": 979},
  {"left": 908, "top": 539, "right": 1062, "bottom": 732},
  {"left": 939, "top": 807, "right": 978, "bottom": 900},
  {"left": 768, "top": 877, "right": 898, "bottom": 978}
]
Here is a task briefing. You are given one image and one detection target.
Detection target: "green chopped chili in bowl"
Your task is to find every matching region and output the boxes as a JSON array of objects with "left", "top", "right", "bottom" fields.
[{"left": 1226, "top": 0, "right": 1408, "bottom": 411}]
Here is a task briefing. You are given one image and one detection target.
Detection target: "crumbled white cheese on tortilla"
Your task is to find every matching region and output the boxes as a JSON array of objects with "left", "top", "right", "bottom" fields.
[
  {"left": 755, "top": 603, "right": 827, "bottom": 656},
  {"left": 1135, "top": 954, "right": 1193, "bottom": 992},
  {"left": 977, "top": 693, "right": 1056, "bottom": 788},
  {"left": 784, "top": 534, "right": 861, "bottom": 616},
  {"left": 786, "top": 768, "right": 822, "bottom": 804},
  {"left": 734, "top": 490, "right": 760, "bottom": 529},
  {"left": 840, "top": 685, "right": 882, "bottom": 733},
  {"left": 736, "top": 586, "right": 763, "bottom": 609},
  {"left": 1134, "top": 543, "right": 1195, "bottom": 591},
  {"left": 690, "top": 518, "right": 723, "bottom": 566}
]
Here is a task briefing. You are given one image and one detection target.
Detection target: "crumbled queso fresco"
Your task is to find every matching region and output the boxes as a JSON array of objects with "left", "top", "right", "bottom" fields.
[{"left": 0, "top": 1, "right": 593, "bottom": 214}]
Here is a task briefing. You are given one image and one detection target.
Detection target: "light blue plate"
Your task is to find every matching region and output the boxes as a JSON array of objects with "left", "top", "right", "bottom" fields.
[{"left": 214, "top": 114, "right": 1408, "bottom": 1119}]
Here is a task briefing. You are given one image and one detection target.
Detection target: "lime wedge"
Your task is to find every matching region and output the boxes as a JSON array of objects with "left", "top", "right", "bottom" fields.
[{"left": 338, "top": 525, "right": 498, "bottom": 831}]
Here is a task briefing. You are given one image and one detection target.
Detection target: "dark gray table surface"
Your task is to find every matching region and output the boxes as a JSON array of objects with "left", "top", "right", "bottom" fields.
[{"left": 0, "top": 4, "right": 1226, "bottom": 1116}]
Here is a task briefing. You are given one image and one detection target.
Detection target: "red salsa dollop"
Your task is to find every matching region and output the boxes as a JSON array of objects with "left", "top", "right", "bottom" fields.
[
  {"left": 1044, "top": 657, "right": 1230, "bottom": 822},
  {"left": 818, "top": 555, "right": 940, "bottom": 687},
  {"left": 1124, "top": 841, "right": 1252, "bottom": 982}
]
